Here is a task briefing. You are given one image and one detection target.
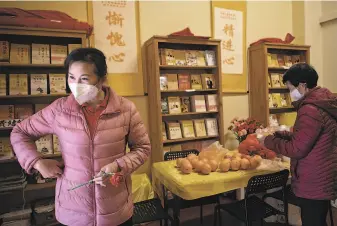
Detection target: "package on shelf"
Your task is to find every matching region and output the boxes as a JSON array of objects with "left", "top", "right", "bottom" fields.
[
  {"left": 30, "top": 74, "right": 48, "bottom": 95},
  {"left": 0, "top": 41, "right": 10, "bottom": 62},
  {"left": 0, "top": 119, "right": 23, "bottom": 128},
  {"left": 0, "top": 74, "right": 7, "bottom": 96},
  {"left": 53, "top": 135, "right": 61, "bottom": 153},
  {"left": 9, "top": 74, "right": 28, "bottom": 95},
  {"left": 0, "top": 137, "right": 14, "bottom": 160},
  {"left": 31, "top": 44, "right": 50, "bottom": 65},
  {"left": 9, "top": 43, "right": 30, "bottom": 64},
  {"left": 35, "top": 135, "right": 53, "bottom": 155}
]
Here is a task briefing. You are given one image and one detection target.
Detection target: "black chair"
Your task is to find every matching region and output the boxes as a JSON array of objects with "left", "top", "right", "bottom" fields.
[
  {"left": 163, "top": 150, "right": 220, "bottom": 225},
  {"left": 133, "top": 198, "right": 173, "bottom": 226},
  {"left": 214, "top": 169, "right": 290, "bottom": 226},
  {"left": 263, "top": 184, "right": 335, "bottom": 226}
]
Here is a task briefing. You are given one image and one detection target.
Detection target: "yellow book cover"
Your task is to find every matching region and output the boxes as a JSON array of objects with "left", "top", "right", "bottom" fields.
[
  {"left": 166, "top": 74, "right": 178, "bottom": 90},
  {"left": 172, "top": 50, "right": 186, "bottom": 66},
  {"left": 180, "top": 97, "right": 190, "bottom": 113},
  {"left": 190, "top": 74, "right": 202, "bottom": 90},
  {"left": 0, "top": 41, "right": 9, "bottom": 62},
  {"left": 196, "top": 51, "right": 206, "bottom": 66},
  {"left": 270, "top": 54, "right": 279, "bottom": 67},
  {"left": 270, "top": 73, "right": 281, "bottom": 88},
  {"left": 0, "top": 74, "right": 7, "bottom": 96},
  {"left": 180, "top": 120, "right": 195, "bottom": 138},
  {"left": 185, "top": 50, "right": 198, "bottom": 66},
  {"left": 268, "top": 94, "right": 274, "bottom": 108},
  {"left": 267, "top": 53, "right": 272, "bottom": 67},
  {"left": 267, "top": 74, "right": 272, "bottom": 88},
  {"left": 9, "top": 74, "right": 28, "bottom": 95},
  {"left": 162, "top": 122, "right": 167, "bottom": 141},
  {"left": 0, "top": 137, "right": 14, "bottom": 159},
  {"left": 10, "top": 44, "right": 30, "bottom": 64},
  {"left": 280, "top": 94, "right": 289, "bottom": 107},
  {"left": 32, "top": 44, "right": 50, "bottom": 64},
  {"left": 49, "top": 74, "right": 66, "bottom": 94},
  {"left": 272, "top": 93, "right": 282, "bottom": 108},
  {"left": 279, "top": 74, "right": 286, "bottom": 87},
  {"left": 167, "top": 122, "right": 182, "bottom": 140},
  {"left": 193, "top": 119, "right": 207, "bottom": 137},
  {"left": 51, "top": 45, "right": 67, "bottom": 65},
  {"left": 168, "top": 96, "right": 181, "bottom": 114},
  {"left": 164, "top": 49, "right": 175, "bottom": 66}
]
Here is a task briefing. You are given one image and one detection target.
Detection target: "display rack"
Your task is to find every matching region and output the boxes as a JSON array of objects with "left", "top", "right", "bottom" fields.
[
  {"left": 143, "top": 36, "right": 224, "bottom": 163},
  {"left": 0, "top": 26, "right": 87, "bottom": 223},
  {"left": 248, "top": 43, "right": 310, "bottom": 126}
]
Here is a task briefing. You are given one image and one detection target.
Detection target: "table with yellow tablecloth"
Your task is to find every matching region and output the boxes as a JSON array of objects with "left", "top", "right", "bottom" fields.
[
  {"left": 152, "top": 160, "right": 290, "bottom": 201},
  {"left": 131, "top": 173, "right": 154, "bottom": 203}
]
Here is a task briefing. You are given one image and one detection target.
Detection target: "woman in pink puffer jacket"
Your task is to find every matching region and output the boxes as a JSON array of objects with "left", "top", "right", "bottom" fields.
[{"left": 10, "top": 48, "right": 151, "bottom": 226}]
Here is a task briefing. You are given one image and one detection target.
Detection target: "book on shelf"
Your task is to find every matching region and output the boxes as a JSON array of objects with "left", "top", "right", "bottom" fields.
[
  {"left": 0, "top": 105, "right": 14, "bottom": 120},
  {"left": 167, "top": 122, "right": 182, "bottom": 140},
  {"left": 166, "top": 74, "right": 178, "bottom": 90},
  {"left": 0, "top": 74, "right": 6, "bottom": 96},
  {"left": 14, "top": 104, "right": 33, "bottom": 119},
  {"left": 267, "top": 74, "right": 272, "bottom": 88},
  {"left": 205, "top": 94, "right": 218, "bottom": 112},
  {"left": 159, "top": 75, "right": 168, "bottom": 91},
  {"left": 268, "top": 94, "right": 274, "bottom": 108},
  {"left": 277, "top": 54, "right": 285, "bottom": 67},
  {"left": 205, "top": 118, "right": 218, "bottom": 136},
  {"left": 196, "top": 51, "right": 206, "bottom": 66},
  {"left": 0, "top": 137, "right": 14, "bottom": 160},
  {"left": 9, "top": 74, "right": 28, "bottom": 95},
  {"left": 279, "top": 74, "right": 286, "bottom": 87},
  {"left": 284, "top": 55, "right": 293, "bottom": 67},
  {"left": 280, "top": 93, "right": 291, "bottom": 107},
  {"left": 291, "top": 55, "right": 300, "bottom": 64},
  {"left": 201, "top": 74, "right": 216, "bottom": 89},
  {"left": 178, "top": 74, "right": 190, "bottom": 90},
  {"left": 191, "top": 95, "right": 206, "bottom": 112},
  {"left": 30, "top": 74, "right": 48, "bottom": 95},
  {"left": 204, "top": 50, "right": 216, "bottom": 66},
  {"left": 68, "top": 44, "right": 82, "bottom": 54},
  {"left": 35, "top": 135, "right": 53, "bottom": 155},
  {"left": 51, "top": 45, "right": 67, "bottom": 65},
  {"left": 270, "top": 54, "right": 279, "bottom": 67},
  {"left": 270, "top": 73, "right": 281, "bottom": 88},
  {"left": 168, "top": 96, "right": 181, "bottom": 114},
  {"left": 180, "top": 97, "right": 190, "bottom": 113},
  {"left": 9, "top": 44, "right": 30, "bottom": 64},
  {"left": 193, "top": 119, "right": 207, "bottom": 137},
  {"left": 53, "top": 135, "right": 61, "bottom": 153},
  {"left": 185, "top": 50, "right": 198, "bottom": 66},
  {"left": 271, "top": 93, "right": 282, "bottom": 108},
  {"left": 31, "top": 44, "right": 50, "bottom": 65},
  {"left": 180, "top": 120, "right": 195, "bottom": 138},
  {"left": 174, "top": 50, "right": 186, "bottom": 66},
  {"left": 0, "top": 41, "right": 9, "bottom": 62},
  {"left": 190, "top": 74, "right": 202, "bottom": 90},
  {"left": 161, "top": 98, "right": 169, "bottom": 114},
  {"left": 162, "top": 122, "right": 167, "bottom": 141},
  {"left": 160, "top": 49, "right": 175, "bottom": 66},
  {"left": 49, "top": 74, "right": 66, "bottom": 94}
]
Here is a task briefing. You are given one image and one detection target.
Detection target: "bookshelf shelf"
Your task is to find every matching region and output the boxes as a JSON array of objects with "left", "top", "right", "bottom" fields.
[
  {"left": 163, "top": 135, "right": 219, "bottom": 144},
  {"left": 144, "top": 36, "right": 224, "bottom": 162},
  {"left": 0, "top": 63, "right": 65, "bottom": 68},
  {"left": 249, "top": 43, "right": 310, "bottom": 126},
  {"left": 159, "top": 65, "right": 217, "bottom": 70},
  {"left": 162, "top": 111, "right": 218, "bottom": 117}
]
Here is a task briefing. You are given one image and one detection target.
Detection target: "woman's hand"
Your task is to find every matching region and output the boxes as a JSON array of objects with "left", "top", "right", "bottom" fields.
[
  {"left": 93, "top": 161, "right": 120, "bottom": 187},
  {"left": 33, "top": 159, "right": 63, "bottom": 178}
]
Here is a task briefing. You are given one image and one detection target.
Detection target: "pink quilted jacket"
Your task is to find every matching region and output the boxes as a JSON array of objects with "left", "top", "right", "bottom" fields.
[
  {"left": 10, "top": 87, "right": 151, "bottom": 226},
  {"left": 265, "top": 87, "right": 337, "bottom": 200}
]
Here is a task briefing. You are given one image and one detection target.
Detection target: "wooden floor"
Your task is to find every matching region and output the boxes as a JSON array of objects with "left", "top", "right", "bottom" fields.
[{"left": 147, "top": 202, "right": 337, "bottom": 226}]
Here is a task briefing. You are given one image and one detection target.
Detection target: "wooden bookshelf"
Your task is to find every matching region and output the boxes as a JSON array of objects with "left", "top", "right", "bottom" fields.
[
  {"left": 143, "top": 36, "right": 224, "bottom": 162},
  {"left": 0, "top": 26, "right": 87, "bottom": 218},
  {"left": 248, "top": 43, "right": 310, "bottom": 126}
]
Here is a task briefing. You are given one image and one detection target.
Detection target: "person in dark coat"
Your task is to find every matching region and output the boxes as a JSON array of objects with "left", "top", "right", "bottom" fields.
[{"left": 262, "top": 63, "right": 337, "bottom": 226}]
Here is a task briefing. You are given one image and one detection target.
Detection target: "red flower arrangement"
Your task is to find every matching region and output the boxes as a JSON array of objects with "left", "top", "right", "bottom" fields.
[{"left": 228, "top": 117, "right": 264, "bottom": 143}]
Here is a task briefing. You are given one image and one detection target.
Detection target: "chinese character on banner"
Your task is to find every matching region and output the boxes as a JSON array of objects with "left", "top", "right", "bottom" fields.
[{"left": 93, "top": 0, "right": 138, "bottom": 73}]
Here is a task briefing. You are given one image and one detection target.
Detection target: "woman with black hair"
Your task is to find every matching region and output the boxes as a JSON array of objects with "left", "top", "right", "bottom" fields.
[{"left": 261, "top": 63, "right": 337, "bottom": 226}]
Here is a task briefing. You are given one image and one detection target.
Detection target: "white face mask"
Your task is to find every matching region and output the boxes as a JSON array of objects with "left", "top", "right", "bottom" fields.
[
  {"left": 68, "top": 83, "right": 99, "bottom": 105},
  {"left": 290, "top": 89, "right": 303, "bottom": 101}
]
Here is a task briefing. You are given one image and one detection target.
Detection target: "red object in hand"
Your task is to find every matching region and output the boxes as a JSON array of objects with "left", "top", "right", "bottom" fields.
[{"left": 109, "top": 173, "right": 123, "bottom": 187}]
